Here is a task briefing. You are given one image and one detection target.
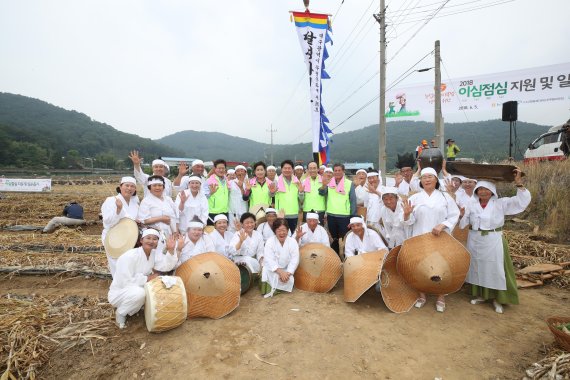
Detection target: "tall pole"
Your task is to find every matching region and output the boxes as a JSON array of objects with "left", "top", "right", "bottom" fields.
[
  {"left": 378, "top": 0, "right": 387, "bottom": 181},
  {"left": 267, "top": 124, "right": 277, "bottom": 165},
  {"left": 434, "top": 40, "right": 444, "bottom": 155}
]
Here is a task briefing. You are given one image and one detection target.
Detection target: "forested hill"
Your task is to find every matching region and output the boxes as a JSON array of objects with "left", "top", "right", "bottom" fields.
[
  {"left": 0, "top": 92, "right": 183, "bottom": 169},
  {"left": 0, "top": 92, "right": 552, "bottom": 170},
  {"left": 159, "top": 120, "right": 551, "bottom": 168}
]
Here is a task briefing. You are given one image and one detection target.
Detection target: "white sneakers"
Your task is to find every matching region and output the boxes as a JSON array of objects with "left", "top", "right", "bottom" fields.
[
  {"left": 470, "top": 297, "right": 485, "bottom": 305},
  {"left": 115, "top": 313, "right": 127, "bottom": 329},
  {"left": 492, "top": 300, "right": 504, "bottom": 314}
]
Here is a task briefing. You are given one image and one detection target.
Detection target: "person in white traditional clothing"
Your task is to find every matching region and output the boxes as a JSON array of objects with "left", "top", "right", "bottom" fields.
[
  {"left": 176, "top": 218, "right": 216, "bottom": 267},
  {"left": 173, "top": 159, "right": 207, "bottom": 191},
  {"left": 209, "top": 214, "right": 235, "bottom": 258},
  {"left": 295, "top": 211, "right": 330, "bottom": 247},
  {"left": 459, "top": 171, "right": 530, "bottom": 313},
  {"left": 228, "top": 212, "right": 264, "bottom": 274},
  {"left": 379, "top": 187, "right": 408, "bottom": 248},
  {"left": 318, "top": 165, "right": 326, "bottom": 176},
  {"left": 402, "top": 167, "right": 460, "bottom": 312},
  {"left": 266, "top": 165, "right": 277, "bottom": 182},
  {"left": 257, "top": 208, "right": 291, "bottom": 242},
  {"left": 395, "top": 166, "right": 413, "bottom": 196},
  {"left": 228, "top": 165, "right": 249, "bottom": 232},
  {"left": 108, "top": 229, "right": 179, "bottom": 329},
  {"left": 137, "top": 175, "right": 179, "bottom": 248},
  {"left": 344, "top": 217, "right": 387, "bottom": 259},
  {"left": 261, "top": 218, "right": 300, "bottom": 297},
  {"left": 456, "top": 178, "right": 477, "bottom": 208},
  {"left": 128, "top": 151, "right": 173, "bottom": 198},
  {"left": 175, "top": 176, "right": 208, "bottom": 233},
  {"left": 364, "top": 171, "right": 383, "bottom": 231},
  {"left": 227, "top": 168, "right": 237, "bottom": 181},
  {"left": 294, "top": 165, "right": 305, "bottom": 181},
  {"left": 354, "top": 169, "right": 369, "bottom": 207},
  {"left": 101, "top": 176, "right": 140, "bottom": 277}
]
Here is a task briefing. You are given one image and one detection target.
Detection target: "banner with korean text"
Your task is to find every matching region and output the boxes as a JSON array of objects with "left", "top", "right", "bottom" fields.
[
  {"left": 292, "top": 11, "right": 333, "bottom": 165},
  {"left": 384, "top": 62, "right": 570, "bottom": 118},
  {"left": 0, "top": 178, "right": 52, "bottom": 192}
]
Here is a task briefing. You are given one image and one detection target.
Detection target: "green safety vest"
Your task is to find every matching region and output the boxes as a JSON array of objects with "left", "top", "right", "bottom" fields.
[
  {"left": 249, "top": 180, "right": 272, "bottom": 207},
  {"left": 274, "top": 178, "right": 299, "bottom": 216},
  {"left": 446, "top": 144, "right": 460, "bottom": 158},
  {"left": 208, "top": 176, "right": 229, "bottom": 213},
  {"left": 303, "top": 177, "right": 325, "bottom": 212},
  {"left": 326, "top": 178, "right": 352, "bottom": 216}
]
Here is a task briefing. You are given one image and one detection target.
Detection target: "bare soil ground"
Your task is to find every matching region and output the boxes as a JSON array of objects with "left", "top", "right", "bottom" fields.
[{"left": 1, "top": 183, "right": 569, "bottom": 379}]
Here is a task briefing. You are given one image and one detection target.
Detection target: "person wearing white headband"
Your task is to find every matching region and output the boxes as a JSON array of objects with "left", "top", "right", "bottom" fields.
[
  {"left": 344, "top": 216, "right": 386, "bottom": 259},
  {"left": 101, "top": 176, "right": 140, "bottom": 277},
  {"left": 210, "top": 214, "right": 234, "bottom": 258},
  {"left": 354, "top": 169, "right": 369, "bottom": 207},
  {"left": 363, "top": 171, "right": 384, "bottom": 233},
  {"left": 228, "top": 164, "right": 249, "bottom": 232},
  {"left": 256, "top": 208, "right": 291, "bottom": 242},
  {"left": 459, "top": 169, "right": 530, "bottom": 314},
  {"left": 378, "top": 187, "right": 407, "bottom": 248},
  {"left": 108, "top": 229, "right": 178, "bottom": 329},
  {"left": 318, "top": 165, "right": 327, "bottom": 175},
  {"left": 402, "top": 166, "right": 460, "bottom": 313},
  {"left": 138, "top": 175, "right": 179, "bottom": 247},
  {"left": 173, "top": 159, "right": 207, "bottom": 191},
  {"left": 229, "top": 212, "right": 264, "bottom": 275},
  {"left": 128, "top": 150, "right": 173, "bottom": 198},
  {"left": 176, "top": 217, "right": 215, "bottom": 267},
  {"left": 227, "top": 169, "right": 236, "bottom": 180},
  {"left": 266, "top": 165, "right": 277, "bottom": 182},
  {"left": 295, "top": 211, "right": 330, "bottom": 247},
  {"left": 294, "top": 165, "right": 305, "bottom": 181},
  {"left": 175, "top": 175, "right": 208, "bottom": 233}
]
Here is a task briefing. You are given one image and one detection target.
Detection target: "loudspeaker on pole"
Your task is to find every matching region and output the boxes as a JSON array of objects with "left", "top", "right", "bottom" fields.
[{"left": 502, "top": 101, "right": 518, "bottom": 122}]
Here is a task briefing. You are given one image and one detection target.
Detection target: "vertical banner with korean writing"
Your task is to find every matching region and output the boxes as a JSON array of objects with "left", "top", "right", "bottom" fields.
[{"left": 292, "top": 11, "right": 333, "bottom": 165}]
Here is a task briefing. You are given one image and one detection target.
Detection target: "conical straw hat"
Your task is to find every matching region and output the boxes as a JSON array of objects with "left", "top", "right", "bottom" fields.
[
  {"left": 295, "top": 243, "right": 342, "bottom": 293},
  {"left": 250, "top": 204, "right": 269, "bottom": 220},
  {"left": 397, "top": 232, "right": 470, "bottom": 295},
  {"left": 175, "top": 253, "right": 241, "bottom": 319},
  {"left": 104, "top": 218, "right": 139, "bottom": 259},
  {"left": 343, "top": 249, "right": 388, "bottom": 302},
  {"left": 204, "top": 225, "right": 215, "bottom": 234},
  {"left": 380, "top": 246, "right": 419, "bottom": 313}
]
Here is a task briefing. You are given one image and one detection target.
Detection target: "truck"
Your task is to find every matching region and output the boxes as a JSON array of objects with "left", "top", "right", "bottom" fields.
[{"left": 524, "top": 121, "right": 569, "bottom": 163}]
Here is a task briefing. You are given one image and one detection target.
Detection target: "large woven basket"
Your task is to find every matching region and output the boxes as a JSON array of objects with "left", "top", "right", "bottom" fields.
[
  {"left": 546, "top": 316, "right": 570, "bottom": 351},
  {"left": 295, "top": 243, "right": 342, "bottom": 293}
]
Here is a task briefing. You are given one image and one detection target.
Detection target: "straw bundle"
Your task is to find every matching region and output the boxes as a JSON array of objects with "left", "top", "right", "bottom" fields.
[
  {"left": 0, "top": 232, "right": 103, "bottom": 253},
  {"left": 524, "top": 350, "right": 570, "bottom": 380},
  {"left": 0, "top": 251, "right": 109, "bottom": 278}
]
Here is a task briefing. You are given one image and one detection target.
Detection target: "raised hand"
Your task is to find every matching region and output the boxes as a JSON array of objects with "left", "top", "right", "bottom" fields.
[
  {"left": 179, "top": 190, "right": 188, "bottom": 204},
  {"left": 395, "top": 172, "right": 403, "bottom": 187},
  {"left": 444, "top": 178, "right": 456, "bottom": 193},
  {"left": 129, "top": 150, "right": 142, "bottom": 166},
  {"left": 268, "top": 182, "right": 277, "bottom": 193},
  {"left": 209, "top": 183, "right": 219, "bottom": 195},
  {"left": 239, "top": 229, "right": 247, "bottom": 242},
  {"left": 296, "top": 181, "right": 304, "bottom": 193},
  {"left": 295, "top": 226, "right": 305, "bottom": 240},
  {"left": 166, "top": 235, "right": 177, "bottom": 252},
  {"left": 178, "top": 162, "right": 189, "bottom": 176},
  {"left": 402, "top": 199, "right": 414, "bottom": 219},
  {"left": 513, "top": 168, "right": 523, "bottom": 186},
  {"left": 245, "top": 180, "right": 252, "bottom": 191},
  {"left": 233, "top": 218, "right": 242, "bottom": 231},
  {"left": 115, "top": 197, "right": 123, "bottom": 214}
]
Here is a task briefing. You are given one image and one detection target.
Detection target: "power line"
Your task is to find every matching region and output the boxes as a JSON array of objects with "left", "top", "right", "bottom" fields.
[{"left": 389, "top": 0, "right": 484, "bottom": 16}]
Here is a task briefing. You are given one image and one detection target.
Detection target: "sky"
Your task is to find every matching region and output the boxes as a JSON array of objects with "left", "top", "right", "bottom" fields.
[{"left": 1, "top": 0, "right": 569, "bottom": 145}]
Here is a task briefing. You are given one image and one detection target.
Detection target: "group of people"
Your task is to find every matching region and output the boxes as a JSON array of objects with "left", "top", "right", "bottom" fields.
[
  {"left": 103, "top": 149, "right": 530, "bottom": 328},
  {"left": 415, "top": 138, "right": 461, "bottom": 161}
]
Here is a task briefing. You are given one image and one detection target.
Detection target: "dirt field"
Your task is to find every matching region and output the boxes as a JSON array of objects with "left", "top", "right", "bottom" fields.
[{"left": 1, "top": 183, "right": 569, "bottom": 379}]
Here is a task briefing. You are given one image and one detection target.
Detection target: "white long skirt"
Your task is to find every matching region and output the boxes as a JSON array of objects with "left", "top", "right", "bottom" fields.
[{"left": 108, "top": 286, "right": 146, "bottom": 316}]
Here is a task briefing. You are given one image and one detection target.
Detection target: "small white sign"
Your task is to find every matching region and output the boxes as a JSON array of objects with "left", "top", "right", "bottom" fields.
[{"left": 0, "top": 178, "right": 52, "bottom": 192}]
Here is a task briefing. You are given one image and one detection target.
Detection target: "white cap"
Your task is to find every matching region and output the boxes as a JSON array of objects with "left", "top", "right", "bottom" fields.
[
  {"left": 192, "top": 159, "right": 204, "bottom": 167},
  {"left": 366, "top": 172, "right": 379, "bottom": 177},
  {"left": 152, "top": 159, "right": 166, "bottom": 167},
  {"left": 319, "top": 165, "right": 326, "bottom": 170},
  {"left": 306, "top": 212, "right": 319, "bottom": 221},
  {"left": 420, "top": 167, "right": 438, "bottom": 177},
  {"left": 265, "top": 208, "right": 277, "bottom": 214},
  {"left": 349, "top": 216, "right": 364, "bottom": 225},
  {"left": 235, "top": 165, "right": 247, "bottom": 172},
  {"left": 142, "top": 229, "right": 160, "bottom": 238},
  {"left": 382, "top": 186, "right": 399, "bottom": 196},
  {"left": 294, "top": 165, "right": 304, "bottom": 171},
  {"left": 227, "top": 169, "right": 236, "bottom": 174},
  {"left": 356, "top": 169, "right": 367, "bottom": 175},
  {"left": 462, "top": 177, "right": 478, "bottom": 183},
  {"left": 188, "top": 176, "right": 201, "bottom": 183},
  {"left": 324, "top": 167, "right": 333, "bottom": 173},
  {"left": 120, "top": 176, "right": 136, "bottom": 185},
  {"left": 451, "top": 175, "right": 466, "bottom": 181},
  {"left": 267, "top": 165, "right": 276, "bottom": 171},
  {"left": 148, "top": 178, "right": 164, "bottom": 186},
  {"left": 474, "top": 180, "right": 497, "bottom": 198},
  {"left": 214, "top": 214, "right": 228, "bottom": 223}
]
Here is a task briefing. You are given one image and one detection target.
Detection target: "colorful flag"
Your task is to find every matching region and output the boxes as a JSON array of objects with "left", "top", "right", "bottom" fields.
[{"left": 292, "top": 11, "right": 333, "bottom": 165}]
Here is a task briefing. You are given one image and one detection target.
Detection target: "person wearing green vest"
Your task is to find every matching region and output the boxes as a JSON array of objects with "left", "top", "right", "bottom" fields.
[
  {"left": 446, "top": 138, "right": 461, "bottom": 161},
  {"left": 319, "top": 163, "right": 357, "bottom": 255},
  {"left": 301, "top": 161, "right": 326, "bottom": 224},
  {"left": 203, "top": 159, "right": 230, "bottom": 225},
  {"left": 274, "top": 160, "right": 304, "bottom": 233},
  {"left": 244, "top": 161, "right": 277, "bottom": 209}
]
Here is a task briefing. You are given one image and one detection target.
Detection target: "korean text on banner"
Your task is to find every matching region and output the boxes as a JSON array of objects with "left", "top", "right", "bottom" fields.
[
  {"left": 292, "top": 11, "right": 333, "bottom": 165},
  {"left": 0, "top": 178, "right": 52, "bottom": 192}
]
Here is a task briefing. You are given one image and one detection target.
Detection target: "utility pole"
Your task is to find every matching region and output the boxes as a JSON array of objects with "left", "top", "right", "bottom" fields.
[
  {"left": 374, "top": 0, "right": 387, "bottom": 182},
  {"left": 267, "top": 124, "right": 277, "bottom": 166},
  {"left": 434, "top": 40, "right": 444, "bottom": 155}
]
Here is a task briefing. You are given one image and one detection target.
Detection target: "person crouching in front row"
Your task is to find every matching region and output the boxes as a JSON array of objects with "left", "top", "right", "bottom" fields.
[
  {"left": 344, "top": 216, "right": 387, "bottom": 259},
  {"left": 108, "top": 229, "right": 179, "bottom": 329}
]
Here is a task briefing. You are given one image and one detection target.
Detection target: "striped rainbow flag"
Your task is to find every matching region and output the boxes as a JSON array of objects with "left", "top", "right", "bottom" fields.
[{"left": 292, "top": 11, "right": 329, "bottom": 29}]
